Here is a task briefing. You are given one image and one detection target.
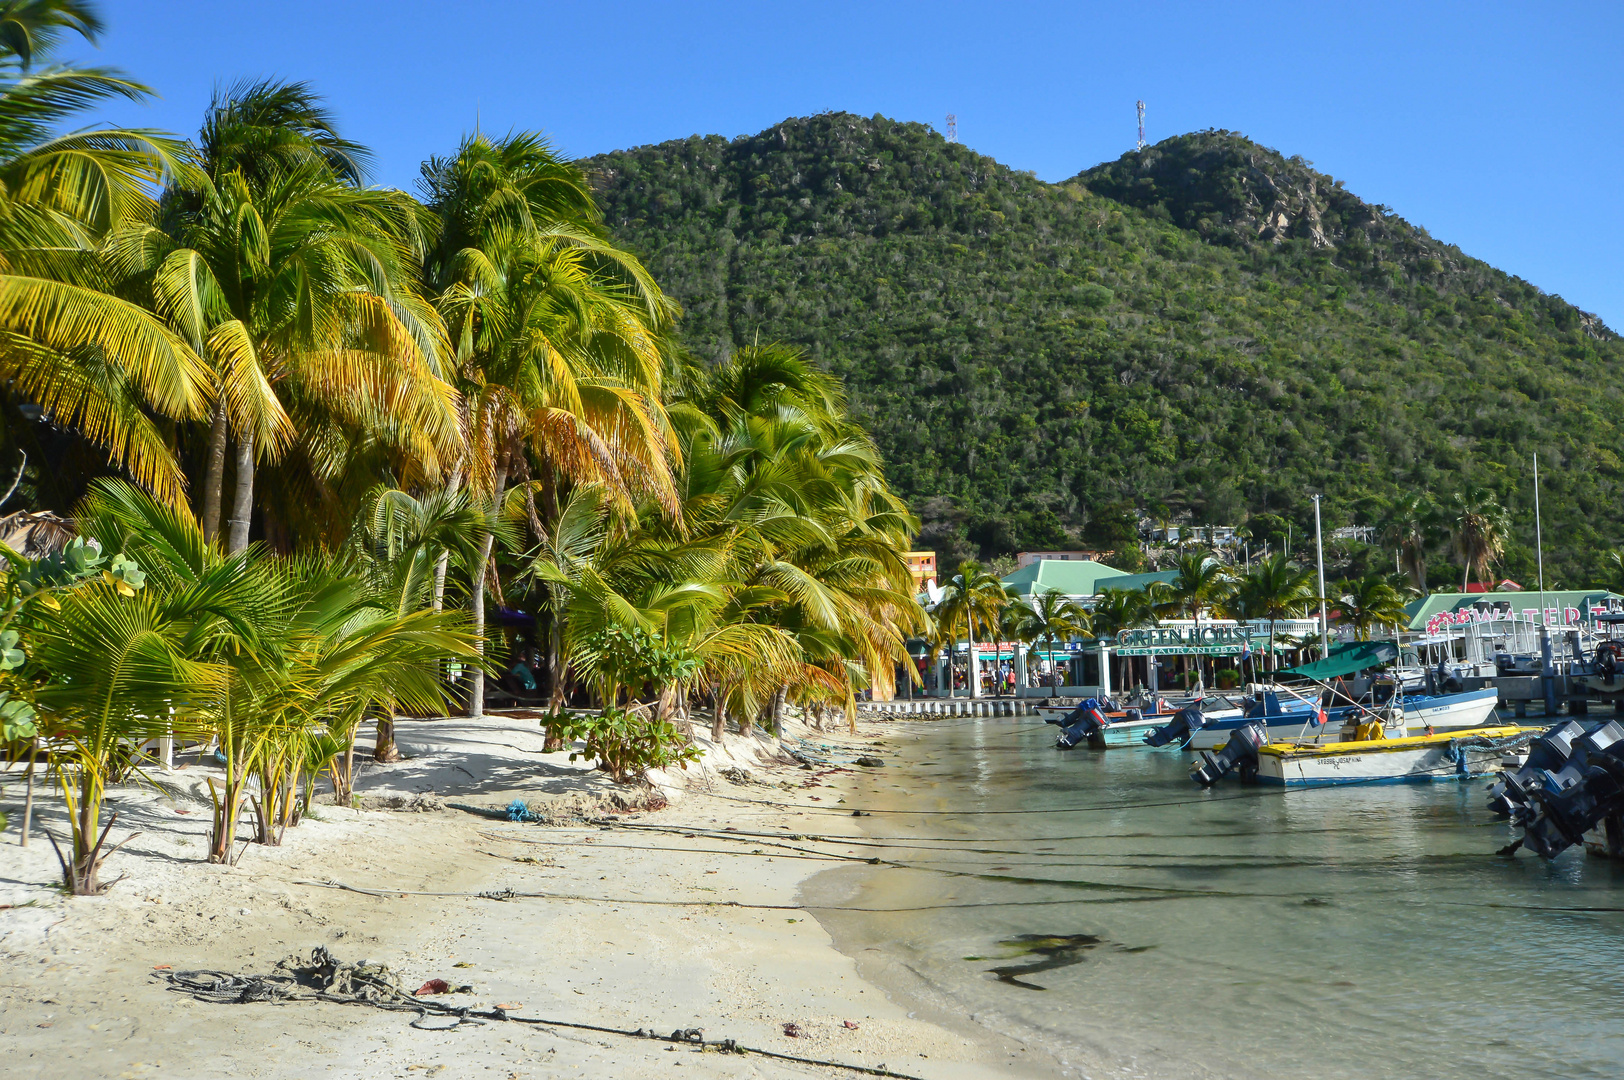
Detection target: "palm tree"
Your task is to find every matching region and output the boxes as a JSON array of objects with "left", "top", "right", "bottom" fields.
[
  {"left": 1233, "top": 553, "right": 1318, "bottom": 672},
  {"left": 1163, "top": 551, "right": 1230, "bottom": 688},
  {"left": 420, "top": 132, "right": 678, "bottom": 715},
  {"left": 1448, "top": 487, "right": 1510, "bottom": 593},
  {"left": 935, "top": 560, "right": 1007, "bottom": 698},
  {"left": 127, "top": 80, "right": 460, "bottom": 553},
  {"left": 69, "top": 478, "right": 481, "bottom": 856},
  {"left": 348, "top": 484, "right": 486, "bottom": 761},
  {"left": 1379, "top": 493, "right": 1437, "bottom": 596},
  {"left": 1089, "top": 585, "right": 1156, "bottom": 691},
  {"left": 1334, "top": 573, "right": 1412, "bottom": 641},
  {"left": 0, "top": 2, "right": 210, "bottom": 503},
  {"left": 1019, "top": 589, "right": 1091, "bottom": 697}
]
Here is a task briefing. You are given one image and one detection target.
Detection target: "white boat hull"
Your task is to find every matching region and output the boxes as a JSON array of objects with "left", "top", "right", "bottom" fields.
[
  {"left": 1185, "top": 688, "right": 1500, "bottom": 751},
  {"left": 1256, "top": 728, "right": 1518, "bottom": 788}
]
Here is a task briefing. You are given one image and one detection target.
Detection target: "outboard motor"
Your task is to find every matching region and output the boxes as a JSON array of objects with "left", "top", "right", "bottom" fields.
[
  {"left": 1190, "top": 721, "right": 1268, "bottom": 786},
  {"left": 1488, "top": 720, "right": 1586, "bottom": 817},
  {"left": 1055, "top": 698, "right": 1111, "bottom": 751},
  {"left": 1494, "top": 719, "right": 1624, "bottom": 859},
  {"left": 1143, "top": 705, "right": 1207, "bottom": 748},
  {"left": 1044, "top": 695, "right": 1118, "bottom": 728}
]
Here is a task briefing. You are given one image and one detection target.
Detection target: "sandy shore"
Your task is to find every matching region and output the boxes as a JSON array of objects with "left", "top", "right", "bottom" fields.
[{"left": 0, "top": 712, "right": 1028, "bottom": 1079}]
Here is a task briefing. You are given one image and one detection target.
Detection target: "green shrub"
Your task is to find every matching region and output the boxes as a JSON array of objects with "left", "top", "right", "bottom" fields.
[{"left": 548, "top": 707, "right": 701, "bottom": 783}]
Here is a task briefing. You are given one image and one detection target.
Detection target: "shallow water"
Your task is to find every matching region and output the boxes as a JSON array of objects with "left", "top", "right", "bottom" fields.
[{"left": 802, "top": 716, "right": 1624, "bottom": 1079}]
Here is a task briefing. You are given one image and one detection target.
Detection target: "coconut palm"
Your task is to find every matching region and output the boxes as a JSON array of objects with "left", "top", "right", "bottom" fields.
[
  {"left": 935, "top": 560, "right": 1007, "bottom": 698},
  {"left": 1162, "top": 551, "right": 1230, "bottom": 687},
  {"left": 1333, "top": 573, "right": 1412, "bottom": 641},
  {"left": 1379, "top": 493, "right": 1437, "bottom": 596},
  {"left": 419, "top": 132, "right": 679, "bottom": 715},
  {"left": 0, "top": 2, "right": 209, "bottom": 502},
  {"left": 122, "top": 80, "right": 460, "bottom": 553},
  {"left": 347, "top": 484, "right": 487, "bottom": 761},
  {"left": 1090, "top": 585, "right": 1158, "bottom": 691},
  {"left": 1231, "top": 553, "right": 1318, "bottom": 671},
  {"left": 1019, "top": 589, "right": 1091, "bottom": 697},
  {"left": 1448, "top": 487, "right": 1510, "bottom": 593},
  {"left": 70, "top": 478, "right": 481, "bottom": 855}
]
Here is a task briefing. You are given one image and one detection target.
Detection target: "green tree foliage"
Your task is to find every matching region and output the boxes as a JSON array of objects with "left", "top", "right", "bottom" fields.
[{"left": 586, "top": 115, "right": 1624, "bottom": 584}]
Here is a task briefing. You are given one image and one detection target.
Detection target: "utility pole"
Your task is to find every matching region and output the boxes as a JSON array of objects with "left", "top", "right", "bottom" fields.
[
  {"left": 1313, "top": 495, "right": 1329, "bottom": 659},
  {"left": 1136, "top": 100, "right": 1146, "bottom": 151},
  {"left": 1535, "top": 452, "right": 1556, "bottom": 715}
]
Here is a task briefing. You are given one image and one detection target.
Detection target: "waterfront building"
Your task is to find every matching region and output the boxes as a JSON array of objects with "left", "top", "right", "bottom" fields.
[
  {"left": 903, "top": 551, "right": 937, "bottom": 592},
  {"left": 1014, "top": 549, "right": 1115, "bottom": 569},
  {"left": 1404, "top": 589, "right": 1624, "bottom": 633}
]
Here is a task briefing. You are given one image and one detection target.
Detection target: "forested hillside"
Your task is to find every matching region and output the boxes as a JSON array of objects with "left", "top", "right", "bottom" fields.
[{"left": 584, "top": 114, "right": 1624, "bottom": 585}]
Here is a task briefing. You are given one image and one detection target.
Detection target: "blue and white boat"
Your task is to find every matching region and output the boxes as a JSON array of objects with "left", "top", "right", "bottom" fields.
[
  {"left": 1176, "top": 686, "right": 1500, "bottom": 750},
  {"left": 1044, "top": 696, "right": 1242, "bottom": 749}
]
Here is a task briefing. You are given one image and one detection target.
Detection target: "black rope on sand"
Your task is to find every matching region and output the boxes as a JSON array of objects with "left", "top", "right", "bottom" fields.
[{"left": 155, "top": 947, "right": 925, "bottom": 1080}]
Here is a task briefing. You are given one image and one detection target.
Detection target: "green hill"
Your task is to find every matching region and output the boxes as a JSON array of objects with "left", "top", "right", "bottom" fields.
[{"left": 584, "top": 114, "right": 1624, "bottom": 586}]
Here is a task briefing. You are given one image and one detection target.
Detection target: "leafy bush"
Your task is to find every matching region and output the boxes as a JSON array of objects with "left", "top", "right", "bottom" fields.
[{"left": 548, "top": 707, "right": 700, "bottom": 783}]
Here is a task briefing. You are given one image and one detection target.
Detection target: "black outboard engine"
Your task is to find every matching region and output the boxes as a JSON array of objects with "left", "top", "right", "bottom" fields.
[
  {"left": 1493, "top": 719, "right": 1624, "bottom": 859},
  {"left": 1056, "top": 698, "right": 1110, "bottom": 751},
  {"left": 1190, "top": 721, "right": 1268, "bottom": 786},
  {"left": 1144, "top": 705, "right": 1207, "bottom": 748},
  {"left": 1488, "top": 720, "right": 1586, "bottom": 817}
]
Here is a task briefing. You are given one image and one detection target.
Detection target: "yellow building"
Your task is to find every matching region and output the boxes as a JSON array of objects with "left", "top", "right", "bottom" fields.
[{"left": 904, "top": 551, "right": 937, "bottom": 592}]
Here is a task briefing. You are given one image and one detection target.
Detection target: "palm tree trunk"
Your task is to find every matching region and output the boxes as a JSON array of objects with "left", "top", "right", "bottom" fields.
[
  {"left": 431, "top": 472, "right": 461, "bottom": 615},
  {"left": 200, "top": 402, "right": 229, "bottom": 542},
  {"left": 374, "top": 705, "right": 401, "bottom": 763},
  {"left": 711, "top": 687, "right": 727, "bottom": 742},
  {"left": 225, "top": 433, "right": 255, "bottom": 553},
  {"left": 334, "top": 731, "right": 356, "bottom": 806},
  {"left": 468, "top": 529, "right": 495, "bottom": 718},
  {"left": 967, "top": 614, "right": 980, "bottom": 699},
  {"left": 467, "top": 474, "right": 506, "bottom": 718},
  {"left": 542, "top": 601, "right": 566, "bottom": 750},
  {"left": 771, "top": 684, "right": 787, "bottom": 737}
]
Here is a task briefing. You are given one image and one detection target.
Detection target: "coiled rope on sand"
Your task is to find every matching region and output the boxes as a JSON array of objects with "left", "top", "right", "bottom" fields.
[{"left": 155, "top": 947, "right": 926, "bottom": 1079}]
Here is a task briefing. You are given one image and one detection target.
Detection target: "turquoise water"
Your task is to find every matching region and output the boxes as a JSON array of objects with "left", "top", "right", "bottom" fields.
[{"left": 801, "top": 717, "right": 1624, "bottom": 1079}]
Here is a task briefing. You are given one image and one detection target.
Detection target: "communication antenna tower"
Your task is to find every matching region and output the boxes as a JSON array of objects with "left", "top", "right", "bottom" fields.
[
  {"left": 1136, "top": 100, "right": 1146, "bottom": 151},
  {"left": 945, "top": 113, "right": 957, "bottom": 143}
]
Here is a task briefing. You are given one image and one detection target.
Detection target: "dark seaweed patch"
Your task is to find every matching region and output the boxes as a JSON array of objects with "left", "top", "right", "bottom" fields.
[{"left": 981, "top": 933, "right": 1152, "bottom": 990}]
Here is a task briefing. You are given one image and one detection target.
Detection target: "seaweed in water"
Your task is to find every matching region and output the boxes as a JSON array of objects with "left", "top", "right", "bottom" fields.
[{"left": 982, "top": 933, "right": 1151, "bottom": 991}]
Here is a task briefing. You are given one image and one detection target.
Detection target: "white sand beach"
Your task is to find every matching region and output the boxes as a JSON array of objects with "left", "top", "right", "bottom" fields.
[{"left": 0, "top": 713, "right": 1037, "bottom": 1080}]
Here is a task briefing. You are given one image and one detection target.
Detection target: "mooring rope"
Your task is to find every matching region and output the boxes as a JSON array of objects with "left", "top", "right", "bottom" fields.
[{"left": 155, "top": 947, "right": 926, "bottom": 1079}]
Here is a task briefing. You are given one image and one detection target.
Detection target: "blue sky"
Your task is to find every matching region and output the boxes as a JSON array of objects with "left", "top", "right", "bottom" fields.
[{"left": 87, "top": 1, "right": 1624, "bottom": 324}]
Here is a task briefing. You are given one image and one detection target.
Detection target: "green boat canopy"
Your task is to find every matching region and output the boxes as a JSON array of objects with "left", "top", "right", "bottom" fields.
[{"left": 1282, "top": 640, "right": 1399, "bottom": 681}]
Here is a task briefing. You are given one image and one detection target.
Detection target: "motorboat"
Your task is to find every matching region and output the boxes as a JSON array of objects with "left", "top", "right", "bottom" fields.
[
  {"left": 1188, "top": 701, "right": 1528, "bottom": 789},
  {"left": 1043, "top": 695, "right": 1241, "bottom": 749},
  {"left": 1174, "top": 685, "right": 1500, "bottom": 750},
  {"left": 1254, "top": 726, "right": 1525, "bottom": 787}
]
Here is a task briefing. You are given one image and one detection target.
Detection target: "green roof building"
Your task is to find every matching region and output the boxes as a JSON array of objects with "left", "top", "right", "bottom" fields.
[
  {"left": 999, "top": 559, "right": 1176, "bottom": 602},
  {"left": 1403, "top": 589, "right": 1624, "bottom": 632}
]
